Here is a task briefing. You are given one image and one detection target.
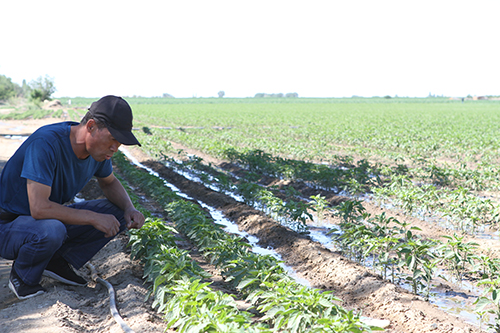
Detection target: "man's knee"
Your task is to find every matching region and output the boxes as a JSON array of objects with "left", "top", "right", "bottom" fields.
[{"left": 33, "top": 219, "right": 67, "bottom": 249}]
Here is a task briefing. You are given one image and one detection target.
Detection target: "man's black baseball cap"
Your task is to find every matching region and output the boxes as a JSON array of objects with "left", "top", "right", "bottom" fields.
[{"left": 89, "top": 95, "right": 141, "bottom": 146}]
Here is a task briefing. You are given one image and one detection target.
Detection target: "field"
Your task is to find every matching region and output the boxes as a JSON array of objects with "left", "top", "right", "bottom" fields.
[{"left": 1, "top": 97, "right": 500, "bottom": 332}]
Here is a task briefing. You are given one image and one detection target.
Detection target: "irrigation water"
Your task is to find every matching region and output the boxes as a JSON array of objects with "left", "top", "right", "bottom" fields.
[{"left": 2, "top": 134, "right": 27, "bottom": 140}]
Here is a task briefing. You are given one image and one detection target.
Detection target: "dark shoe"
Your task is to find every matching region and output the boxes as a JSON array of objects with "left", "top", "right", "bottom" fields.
[
  {"left": 43, "top": 255, "right": 87, "bottom": 286},
  {"left": 9, "top": 265, "right": 46, "bottom": 300}
]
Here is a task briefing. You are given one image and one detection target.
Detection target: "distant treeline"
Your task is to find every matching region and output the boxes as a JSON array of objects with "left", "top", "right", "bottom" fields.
[
  {"left": 254, "top": 92, "right": 299, "bottom": 98},
  {"left": 0, "top": 74, "right": 56, "bottom": 103}
]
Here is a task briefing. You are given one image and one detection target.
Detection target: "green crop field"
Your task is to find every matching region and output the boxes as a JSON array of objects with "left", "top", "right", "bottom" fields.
[
  {"left": 125, "top": 98, "right": 500, "bottom": 165},
  {"left": 4, "top": 97, "right": 500, "bottom": 331},
  {"left": 115, "top": 97, "right": 500, "bottom": 331}
]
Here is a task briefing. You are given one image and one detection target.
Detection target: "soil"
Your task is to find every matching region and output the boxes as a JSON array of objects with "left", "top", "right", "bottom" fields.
[{"left": 0, "top": 117, "right": 491, "bottom": 332}]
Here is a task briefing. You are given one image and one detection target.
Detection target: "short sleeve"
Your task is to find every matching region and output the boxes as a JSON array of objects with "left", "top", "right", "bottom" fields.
[
  {"left": 21, "top": 138, "right": 56, "bottom": 186},
  {"left": 94, "top": 159, "right": 113, "bottom": 178}
]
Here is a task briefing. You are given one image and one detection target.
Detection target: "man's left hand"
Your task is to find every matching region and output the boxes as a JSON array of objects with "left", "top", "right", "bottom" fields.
[{"left": 125, "top": 208, "right": 145, "bottom": 229}]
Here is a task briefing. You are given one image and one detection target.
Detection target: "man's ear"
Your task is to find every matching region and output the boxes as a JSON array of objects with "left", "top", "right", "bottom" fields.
[{"left": 86, "top": 119, "right": 96, "bottom": 132}]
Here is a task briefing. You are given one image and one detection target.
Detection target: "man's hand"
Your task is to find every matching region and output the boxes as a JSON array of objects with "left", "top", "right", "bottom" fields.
[
  {"left": 124, "top": 207, "right": 145, "bottom": 230},
  {"left": 27, "top": 180, "right": 120, "bottom": 238},
  {"left": 93, "top": 213, "right": 121, "bottom": 238},
  {"left": 98, "top": 174, "right": 145, "bottom": 230}
]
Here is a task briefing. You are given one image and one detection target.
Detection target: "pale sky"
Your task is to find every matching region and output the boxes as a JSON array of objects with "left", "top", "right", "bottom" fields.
[{"left": 1, "top": 1, "right": 498, "bottom": 98}]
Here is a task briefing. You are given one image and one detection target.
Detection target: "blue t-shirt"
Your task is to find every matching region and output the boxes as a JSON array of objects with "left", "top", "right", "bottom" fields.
[{"left": 0, "top": 121, "right": 112, "bottom": 215}]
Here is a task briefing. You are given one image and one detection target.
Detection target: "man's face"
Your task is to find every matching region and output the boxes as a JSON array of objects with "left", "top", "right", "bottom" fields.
[{"left": 86, "top": 122, "right": 121, "bottom": 162}]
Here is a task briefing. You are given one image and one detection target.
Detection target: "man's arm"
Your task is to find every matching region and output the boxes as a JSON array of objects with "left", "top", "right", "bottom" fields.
[
  {"left": 97, "top": 173, "right": 145, "bottom": 230},
  {"left": 27, "top": 179, "right": 121, "bottom": 237}
]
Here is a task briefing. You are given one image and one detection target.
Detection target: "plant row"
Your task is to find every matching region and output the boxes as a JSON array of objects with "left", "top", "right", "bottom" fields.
[
  {"left": 118, "top": 137, "right": 500, "bottom": 329},
  {"left": 114, "top": 152, "right": 377, "bottom": 332},
  {"left": 331, "top": 199, "right": 500, "bottom": 332},
  {"left": 125, "top": 148, "right": 498, "bottom": 315}
]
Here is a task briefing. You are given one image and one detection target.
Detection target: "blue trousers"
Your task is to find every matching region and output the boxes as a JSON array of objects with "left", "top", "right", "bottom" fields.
[{"left": 0, "top": 199, "right": 127, "bottom": 286}]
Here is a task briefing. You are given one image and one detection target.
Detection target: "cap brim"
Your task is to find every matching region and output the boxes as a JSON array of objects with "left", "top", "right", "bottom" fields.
[{"left": 107, "top": 126, "right": 142, "bottom": 147}]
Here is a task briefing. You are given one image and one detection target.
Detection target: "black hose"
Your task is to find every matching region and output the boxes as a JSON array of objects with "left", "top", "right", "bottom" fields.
[{"left": 85, "top": 263, "right": 135, "bottom": 333}]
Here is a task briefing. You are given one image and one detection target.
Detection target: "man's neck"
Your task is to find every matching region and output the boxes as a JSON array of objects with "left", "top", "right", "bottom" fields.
[{"left": 70, "top": 124, "right": 90, "bottom": 160}]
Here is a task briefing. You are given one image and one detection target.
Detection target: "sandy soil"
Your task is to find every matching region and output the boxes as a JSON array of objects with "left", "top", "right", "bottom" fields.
[{"left": 0, "top": 117, "right": 491, "bottom": 332}]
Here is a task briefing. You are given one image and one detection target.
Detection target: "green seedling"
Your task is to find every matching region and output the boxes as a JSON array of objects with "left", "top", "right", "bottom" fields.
[
  {"left": 398, "top": 234, "right": 436, "bottom": 295},
  {"left": 475, "top": 277, "right": 500, "bottom": 333},
  {"left": 310, "top": 194, "right": 329, "bottom": 224},
  {"left": 437, "top": 234, "right": 478, "bottom": 284}
]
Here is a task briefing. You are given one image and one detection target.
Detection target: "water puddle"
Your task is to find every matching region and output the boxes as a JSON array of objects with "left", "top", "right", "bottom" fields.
[
  {"left": 308, "top": 225, "right": 341, "bottom": 252},
  {"left": 430, "top": 290, "right": 480, "bottom": 327}
]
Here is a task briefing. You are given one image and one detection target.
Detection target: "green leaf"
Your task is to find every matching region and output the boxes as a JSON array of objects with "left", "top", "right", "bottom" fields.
[
  {"left": 318, "top": 298, "right": 334, "bottom": 308},
  {"left": 474, "top": 297, "right": 492, "bottom": 312},
  {"left": 492, "top": 289, "right": 499, "bottom": 303},
  {"left": 237, "top": 277, "right": 258, "bottom": 290},
  {"left": 261, "top": 305, "right": 285, "bottom": 321}
]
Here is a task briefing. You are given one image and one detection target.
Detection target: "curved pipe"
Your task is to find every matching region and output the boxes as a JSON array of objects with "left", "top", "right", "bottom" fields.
[{"left": 85, "top": 263, "right": 135, "bottom": 333}]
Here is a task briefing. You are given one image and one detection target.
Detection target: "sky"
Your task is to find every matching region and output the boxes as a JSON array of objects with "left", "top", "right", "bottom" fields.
[{"left": 0, "top": 0, "right": 499, "bottom": 98}]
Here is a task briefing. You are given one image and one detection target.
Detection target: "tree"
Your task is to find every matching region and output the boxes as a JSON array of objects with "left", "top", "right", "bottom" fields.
[
  {"left": 0, "top": 75, "right": 20, "bottom": 101},
  {"left": 218, "top": 90, "right": 225, "bottom": 98},
  {"left": 21, "top": 79, "right": 29, "bottom": 97},
  {"left": 29, "top": 75, "right": 56, "bottom": 102}
]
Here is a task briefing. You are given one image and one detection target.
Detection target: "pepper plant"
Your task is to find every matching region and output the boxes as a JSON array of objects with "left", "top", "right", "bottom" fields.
[
  {"left": 310, "top": 194, "right": 329, "bottom": 224},
  {"left": 397, "top": 232, "right": 437, "bottom": 295},
  {"left": 475, "top": 277, "right": 500, "bottom": 333},
  {"left": 437, "top": 234, "right": 479, "bottom": 284}
]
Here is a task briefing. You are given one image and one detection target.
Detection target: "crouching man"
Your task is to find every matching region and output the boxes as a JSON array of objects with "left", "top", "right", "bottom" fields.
[{"left": 0, "top": 95, "right": 145, "bottom": 299}]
